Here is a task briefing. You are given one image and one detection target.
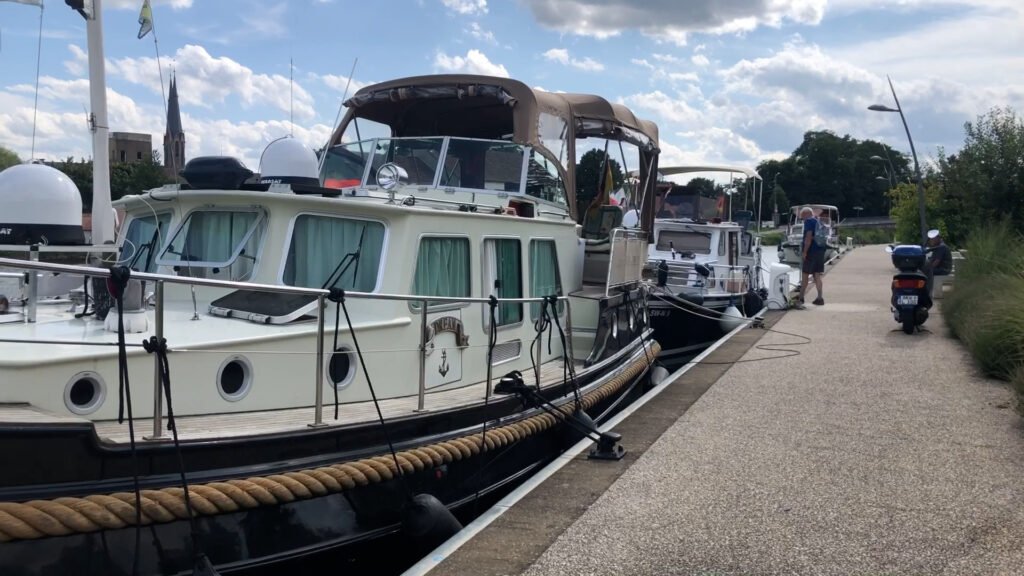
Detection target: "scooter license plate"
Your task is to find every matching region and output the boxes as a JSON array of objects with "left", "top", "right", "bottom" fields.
[{"left": 897, "top": 295, "right": 918, "bottom": 306}]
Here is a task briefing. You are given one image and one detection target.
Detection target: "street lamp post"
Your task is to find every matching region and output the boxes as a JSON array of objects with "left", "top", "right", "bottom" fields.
[
  {"left": 869, "top": 76, "right": 928, "bottom": 246},
  {"left": 869, "top": 155, "right": 895, "bottom": 188},
  {"left": 771, "top": 173, "right": 780, "bottom": 228}
]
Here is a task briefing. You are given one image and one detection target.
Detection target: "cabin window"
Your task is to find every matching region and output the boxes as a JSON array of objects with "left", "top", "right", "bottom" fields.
[
  {"left": 655, "top": 229, "right": 711, "bottom": 253},
  {"left": 283, "top": 215, "right": 385, "bottom": 290},
  {"left": 529, "top": 239, "right": 563, "bottom": 318},
  {"left": 483, "top": 238, "right": 522, "bottom": 327},
  {"left": 413, "top": 236, "right": 470, "bottom": 308},
  {"left": 525, "top": 149, "right": 567, "bottom": 205},
  {"left": 440, "top": 139, "right": 525, "bottom": 192},
  {"left": 538, "top": 113, "right": 569, "bottom": 169},
  {"left": 120, "top": 212, "right": 172, "bottom": 273},
  {"left": 158, "top": 209, "right": 264, "bottom": 281},
  {"left": 371, "top": 138, "right": 443, "bottom": 187},
  {"left": 321, "top": 142, "right": 371, "bottom": 189}
]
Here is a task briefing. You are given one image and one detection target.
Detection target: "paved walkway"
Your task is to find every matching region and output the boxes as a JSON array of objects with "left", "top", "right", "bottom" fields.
[{"left": 521, "top": 246, "right": 1024, "bottom": 575}]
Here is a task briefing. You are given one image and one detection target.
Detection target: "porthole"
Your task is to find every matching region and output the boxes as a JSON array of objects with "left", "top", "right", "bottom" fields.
[
  {"left": 217, "top": 355, "right": 253, "bottom": 401},
  {"left": 64, "top": 371, "right": 106, "bottom": 415},
  {"left": 326, "top": 346, "right": 356, "bottom": 390}
]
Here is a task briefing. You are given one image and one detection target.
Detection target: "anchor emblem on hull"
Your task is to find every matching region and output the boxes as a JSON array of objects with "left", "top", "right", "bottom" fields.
[{"left": 438, "top": 349, "right": 450, "bottom": 377}]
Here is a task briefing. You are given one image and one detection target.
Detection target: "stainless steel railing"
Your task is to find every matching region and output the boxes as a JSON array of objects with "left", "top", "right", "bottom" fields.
[{"left": 0, "top": 257, "right": 572, "bottom": 437}]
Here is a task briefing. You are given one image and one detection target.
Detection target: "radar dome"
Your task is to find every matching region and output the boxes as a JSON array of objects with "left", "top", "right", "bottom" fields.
[
  {"left": 0, "top": 163, "right": 85, "bottom": 245},
  {"left": 259, "top": 137, "right": 319, "bottom": 187}
]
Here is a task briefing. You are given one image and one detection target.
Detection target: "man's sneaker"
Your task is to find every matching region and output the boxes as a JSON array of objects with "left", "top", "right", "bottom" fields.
[
  {"left": 813, "top": 297, "right": 825, "bottom": 306},
  {"left": 792, "top": 301, "right": 806, "bottom": 310}
]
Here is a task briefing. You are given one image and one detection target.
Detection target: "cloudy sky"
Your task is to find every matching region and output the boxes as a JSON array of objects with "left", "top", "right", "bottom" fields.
[{"left": 1, "top": 0, "right": 1022, "bottom": 171}]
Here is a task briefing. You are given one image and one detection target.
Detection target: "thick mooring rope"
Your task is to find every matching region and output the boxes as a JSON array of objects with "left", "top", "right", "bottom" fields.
[{"left": 0, "top": 344, "right": 657, "bottom": 542}]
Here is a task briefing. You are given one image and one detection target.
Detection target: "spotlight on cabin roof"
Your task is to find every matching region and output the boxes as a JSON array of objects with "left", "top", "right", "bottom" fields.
[
  {"left": 0, "top": 163, "right": 85, "bottom": 245},
  {"left": 259, "top": 137, "right": 319, "bottom": 187}
]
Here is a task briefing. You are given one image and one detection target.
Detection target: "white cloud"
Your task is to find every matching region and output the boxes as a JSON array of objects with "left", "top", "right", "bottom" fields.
[
  {"left": 320, "top": 74, "right": 370, "bottom": 96},
  {"left": 441, "top": 0, "right": 487, "bottom": 15},
  {"left": 100, "top": 44, "right": 316, "bottom": 121},
  {"left": 522, "top": 0, "right": 825, "bottom": 42},
  {"left": 468, "top": 22, "right": 498, "bottom": 45},
  {"left": 692, "top": 54, "right": 710, "bottom": 67},
  {"left": 1, "top": 77, "right": 332, "bottom": 169},
  {"left": 433, "top": 49, "right": 510, "bottom": 77},
  {"left": 542, "top": 48, "right": 605, "bottom": 71},
  {"left": 105, "top": 0, "right": 193, "bottom": 8},
  {"left": 241, "top": 3, "right": 289, "bottom": 37},
  {"left": 624, "top": 90, "right": 703, "bottom": 125}
]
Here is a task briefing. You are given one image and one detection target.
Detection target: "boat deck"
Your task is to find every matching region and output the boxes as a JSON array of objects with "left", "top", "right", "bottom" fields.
[{"left": 1, "top": 357, "right": 579, "bottom": 445}]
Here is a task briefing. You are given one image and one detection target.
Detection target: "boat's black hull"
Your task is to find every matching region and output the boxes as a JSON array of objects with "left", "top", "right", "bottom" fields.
[
  {"left": 0, "top": 340, "right": 656, "bottom": 576},
  {"left": 647, "top": 293, "right": 745, "bottom": 363}
]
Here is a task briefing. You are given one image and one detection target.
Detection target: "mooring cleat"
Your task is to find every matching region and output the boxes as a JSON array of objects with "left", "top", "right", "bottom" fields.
[{"left": 588, "top": 431, "right": 625, "bottom": 461}]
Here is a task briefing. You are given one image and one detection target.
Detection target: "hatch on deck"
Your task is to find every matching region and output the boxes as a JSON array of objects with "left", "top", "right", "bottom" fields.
[{"left": 209, "top": 290, "right": 318, "bottom": 324}]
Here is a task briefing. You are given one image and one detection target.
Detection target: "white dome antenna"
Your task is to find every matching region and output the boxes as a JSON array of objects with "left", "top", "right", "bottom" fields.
[
  {"left": 0, "top": 164, "right": 85, "bottom": 245},
  {"left": 259, "top": 137, "right": 320, "bottom": 187}
]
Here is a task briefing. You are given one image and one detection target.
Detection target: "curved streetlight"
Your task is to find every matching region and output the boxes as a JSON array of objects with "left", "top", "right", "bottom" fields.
[
  {"left": 869, "top": 155, "right": 895, "bottom": 188},
  {"left": 868, "top": 76, "right": 928, "bottom": 245}
]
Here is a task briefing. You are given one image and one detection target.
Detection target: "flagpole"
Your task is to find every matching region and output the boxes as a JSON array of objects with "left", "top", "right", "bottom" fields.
[
  {"left": 30, "top": 1, "right": 43, "bottom": 160},
  {"left": 142, "top": 0, "right": 172, "bottom": 177}
]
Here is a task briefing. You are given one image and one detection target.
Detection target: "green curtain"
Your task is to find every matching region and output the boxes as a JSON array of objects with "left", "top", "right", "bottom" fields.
[
  {"left": 414, "top": 237, "right": 470, "bottom": 305},
  {"left": 530, "top": 240, "right": 563, "bottom": 318},
  {"left": 174, "top": 211, "right": 257, "bottom": 265},
  {"left": 494, "top": 239, "right": 522, "bottom": 325},
  {"left": 284, "top": 216, "right": 385, "bottom": 289}
]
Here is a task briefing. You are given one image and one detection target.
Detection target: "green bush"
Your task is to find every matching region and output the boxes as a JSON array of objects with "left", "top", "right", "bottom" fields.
[
  {"left": 845, "top": 227, "right": 893, "bottom": 245},
  {"left": 758, "top": 231, "right": 784, "bottom": 246},
  {"left": 943, "top": 223, "right": 1024, "bottom": 388}
]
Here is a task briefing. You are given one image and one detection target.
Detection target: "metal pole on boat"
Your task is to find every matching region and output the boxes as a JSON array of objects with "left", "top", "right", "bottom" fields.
[
  {"left": 416, "top": 300, "right": 427, "bottom": 412},
  {"left": 84, "top": 0, "right": 114, "bottom": 245},
  {"left": 148, "top": 281, "right": 165, "bottom": 439},
  {"left": 311, "top": 294, "right": 326, "bottom": 427},
  {"left": 565, "top": 299, "right": 575, "bottom": 364},
  {"left": 26, "top": 244, "right": 38, "bottom": 323}
]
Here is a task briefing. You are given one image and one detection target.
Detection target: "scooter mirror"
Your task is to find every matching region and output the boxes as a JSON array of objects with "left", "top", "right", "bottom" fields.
[{"left": 884, "top": 245, "right": 894, "bottom": 254}]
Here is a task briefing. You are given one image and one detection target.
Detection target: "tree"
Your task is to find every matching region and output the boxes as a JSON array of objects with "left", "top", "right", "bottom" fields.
[
  {"left": 756, "top": 130, "right": 909, "bottom": 219},
  {"left": 889, "top": 181, "right": 946, "bottom": 244},
  {"left": 575, "top": 148, "right": 624, "bottom": 217},
  {"left": 688, "top": 177, "right": 718, "bottom": 199},
  {"left": 0, "top": 145, "right": 21, "bottom": 171},
  {"left": 937, "top": 107, "right": 1024, "bottom": 242}
]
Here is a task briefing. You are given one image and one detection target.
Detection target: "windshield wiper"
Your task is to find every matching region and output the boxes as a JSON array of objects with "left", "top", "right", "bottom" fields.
[{"left": 321, "top": 225, "right": 368, "bottom": 291}]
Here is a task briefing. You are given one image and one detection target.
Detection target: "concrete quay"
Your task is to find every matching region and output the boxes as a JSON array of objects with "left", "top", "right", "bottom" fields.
[{"left": 417, "top": 245, "right": 1024, "bottom": 576}]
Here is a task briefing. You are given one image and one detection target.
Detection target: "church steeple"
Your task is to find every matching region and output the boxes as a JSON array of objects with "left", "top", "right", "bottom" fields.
[{"left": 163, "top": 72, "right": 185, "bottom": 179}]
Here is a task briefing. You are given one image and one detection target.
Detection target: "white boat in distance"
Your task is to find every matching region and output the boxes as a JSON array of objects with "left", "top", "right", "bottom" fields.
[{"left": 778, "top": 204, "right": 841, "bottom": 264}]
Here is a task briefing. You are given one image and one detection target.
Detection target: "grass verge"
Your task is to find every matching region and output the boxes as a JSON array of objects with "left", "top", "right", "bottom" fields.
[{"left": 942, "top": 222, "right": 1024, "bottom": 412}]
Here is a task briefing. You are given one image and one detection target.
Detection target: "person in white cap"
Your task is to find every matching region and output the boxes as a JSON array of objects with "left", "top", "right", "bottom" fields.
[{"left": 924, "top": 228, "right": 952, "bottom": 290}]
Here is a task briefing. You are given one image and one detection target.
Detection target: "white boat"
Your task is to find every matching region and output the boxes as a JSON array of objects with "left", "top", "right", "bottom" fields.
[
  {"left": 641, "top": 166, "right": 766, "bottom": 362},
  {"left": 0, "top": 72, "right": 663, "bottom": 573},
  {"left": 778, "top": 204, "right": 841, "bottom": 264}
]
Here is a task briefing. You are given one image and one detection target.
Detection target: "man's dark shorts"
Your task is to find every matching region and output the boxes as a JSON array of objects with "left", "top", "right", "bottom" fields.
[{"left": 802, "top": 250, "right": 825, "bottom": 274}]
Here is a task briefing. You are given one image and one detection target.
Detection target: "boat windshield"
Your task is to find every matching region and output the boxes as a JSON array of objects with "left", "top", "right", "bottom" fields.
[
  {"left": 157, "top": 209, "right": 264, "bottom": 272},
  {"left": 655, "top": 229, "right": 712, "bottom": 253},
  {"left": 320, "top": 137, "right": 535, "bottom": 197}
]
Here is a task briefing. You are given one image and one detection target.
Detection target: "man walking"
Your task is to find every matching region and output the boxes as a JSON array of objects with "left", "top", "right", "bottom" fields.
[{"left": 795, "top": 206, "right": 826, "bottom": 309}]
